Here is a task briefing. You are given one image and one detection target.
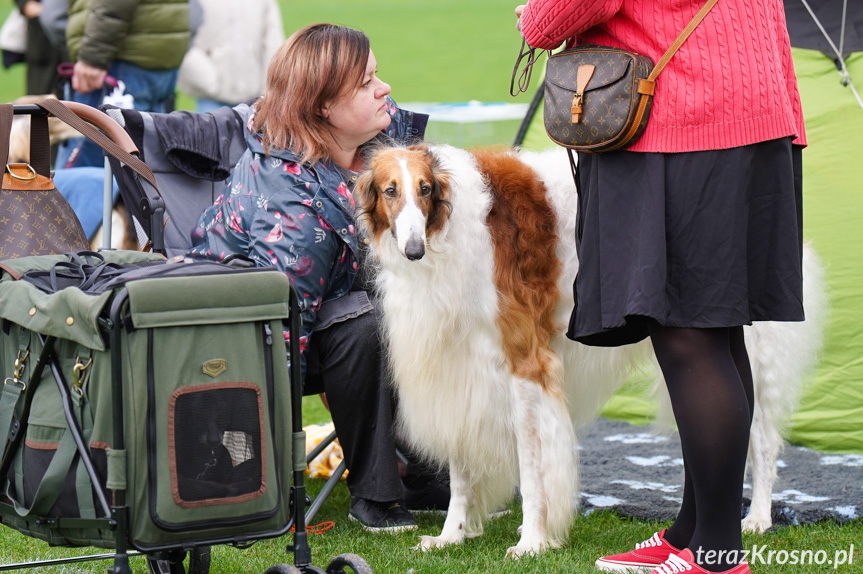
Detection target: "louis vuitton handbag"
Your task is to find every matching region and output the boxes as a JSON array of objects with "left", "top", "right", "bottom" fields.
[
  {"left": 0, "top": 104, "right": 90, "bottom": 258},
  {"left": 512, "top": 0, "right": 718, "bottom": 154},
  {"left": 1, "top": 99, "right": 162, "bottom": 259}
]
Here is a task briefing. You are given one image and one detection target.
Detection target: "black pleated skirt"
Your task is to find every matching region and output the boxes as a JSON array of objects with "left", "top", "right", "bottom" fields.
[{"left": 568, "top": 137, "right": 804, "bottom": 347}]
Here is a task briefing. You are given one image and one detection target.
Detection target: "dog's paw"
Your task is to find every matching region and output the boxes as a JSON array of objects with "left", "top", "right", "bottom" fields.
[
  {"left": 505, "top": 540, "right": 548, "bottom": 559},
  {"left": 415, "top": 534, "right": 463, "bottom": 552},
  {"left": 741, "top": 515, "right": 773, "bottom": 534},
  {"left": 506, "top": 542, "right": 548, "bottom": 560}
]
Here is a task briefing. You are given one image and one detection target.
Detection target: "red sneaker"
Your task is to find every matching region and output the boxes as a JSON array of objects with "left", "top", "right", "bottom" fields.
[
  {"left": 649, "top": 549, "right": 751, "bottom": 574},
  {"left": 595, "top": 529, "right": 682, "bottom": 572}
]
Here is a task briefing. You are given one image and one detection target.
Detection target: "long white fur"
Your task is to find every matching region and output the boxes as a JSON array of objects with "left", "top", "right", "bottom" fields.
[{"left": 364, "top": 144, "right": 827, "bottom": 558}]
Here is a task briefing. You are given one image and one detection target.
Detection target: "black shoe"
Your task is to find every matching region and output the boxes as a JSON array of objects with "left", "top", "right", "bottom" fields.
[
  {"left": 402, "top": 474, "right": 451, "bottom": 514},
  {"left": 348, "top": 498, "right": 417, "bottom": 533}
]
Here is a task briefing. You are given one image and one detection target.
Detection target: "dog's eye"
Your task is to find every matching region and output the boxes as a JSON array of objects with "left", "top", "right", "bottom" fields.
[
  {"left": 420, "top": 183, "right": 432, "bottom": 196},
  {"left": 384, "top": 186, "right": 397, "bottom": 197}
]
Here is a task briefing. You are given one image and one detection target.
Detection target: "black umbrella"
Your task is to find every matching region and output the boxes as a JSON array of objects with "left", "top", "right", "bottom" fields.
[
  {"left": 785, "top": 0, "right": 863, "bottom": 110},
  {"left": 785, "top": 0, "right": 862, "bottom": 59}
]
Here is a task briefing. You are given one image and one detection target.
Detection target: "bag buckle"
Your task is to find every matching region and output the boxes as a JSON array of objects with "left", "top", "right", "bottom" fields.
[
  {"left": 571, "top": 64, "right": 597, "bottom": 124},
  {"left": 571, "top": 94, "right": 584, "bottom": 123},
  {"left": 12, "top": 349, "right": 29, "bottom": 382},
  {"left": 5, "top": 163, "right": 37, "bottom": 181},
  {"left": 3, "top": 377, "right": 24, "bottom": 391},
  {"left": 72, "top": 356, "right": 92, "bottom": 395}
]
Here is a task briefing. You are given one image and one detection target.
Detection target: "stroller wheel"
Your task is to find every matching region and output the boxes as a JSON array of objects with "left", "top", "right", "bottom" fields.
[
  {"left": 326, "top": 553, "right": 374, "bottom": 574},
  {"left": 188, "top": 547, "right": 212, "bottom": 574},
  {"left": 147, "top": 547, "right": 212, "bottom": 574},
  {"left": 146, "top": 554, "right": 185, "bottom": 574},
  {"left": 263, "top": 564, "right": 302, "bottom": 574}
]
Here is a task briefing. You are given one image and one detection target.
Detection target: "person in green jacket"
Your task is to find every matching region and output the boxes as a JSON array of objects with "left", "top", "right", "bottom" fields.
[{"left": 57, "top": 0, "right": 191, "bottom": 168}]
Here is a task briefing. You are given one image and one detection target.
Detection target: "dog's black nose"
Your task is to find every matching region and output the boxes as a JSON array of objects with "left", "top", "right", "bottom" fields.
[{"left": 404, "top": 237, "right": 425, "bottom": 260}]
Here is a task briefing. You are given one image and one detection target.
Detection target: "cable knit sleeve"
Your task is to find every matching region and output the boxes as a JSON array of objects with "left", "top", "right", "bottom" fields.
[{"left": 521, "top": 0, "right": 624, "bottom": 49}]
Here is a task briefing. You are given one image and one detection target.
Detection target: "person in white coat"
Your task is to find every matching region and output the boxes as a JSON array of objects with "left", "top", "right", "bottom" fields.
[{"left": 178, "top": 0, "right": 284, "bottom": 112}]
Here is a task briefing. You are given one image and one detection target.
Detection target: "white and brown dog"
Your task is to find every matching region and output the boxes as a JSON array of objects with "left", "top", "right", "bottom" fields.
[{"left": 354, "top": 143, "right": 826, "bottom": 557}]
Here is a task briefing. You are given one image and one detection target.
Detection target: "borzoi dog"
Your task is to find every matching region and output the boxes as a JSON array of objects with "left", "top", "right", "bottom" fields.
[{"left": 354, "top": 144, "right": 826, "bottom": 556}]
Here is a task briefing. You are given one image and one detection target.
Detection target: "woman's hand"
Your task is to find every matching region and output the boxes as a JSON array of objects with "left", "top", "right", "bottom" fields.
[
  {"left": 515, "top": 4, "right": 525, "bottom": 32},
  {"left": 22, "top": 1, "right": 42, "bottom": 19},
  {"left": 72, "top": 61, "right": 108, "bottom": 94}
]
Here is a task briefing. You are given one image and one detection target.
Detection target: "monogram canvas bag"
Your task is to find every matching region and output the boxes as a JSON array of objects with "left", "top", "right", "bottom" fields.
[
  {"left": 0, "top": 99, "right": 163, "bottom": 259},
  {"left": 0, "top": 104, "right": 90, "bottom": 258},
  {"left": 513, "top": 0, "right": 719, "bottom": 155}
]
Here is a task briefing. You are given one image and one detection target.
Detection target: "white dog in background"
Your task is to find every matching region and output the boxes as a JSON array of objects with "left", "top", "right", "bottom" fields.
[{"left": 355, "top": 144, "right": 827, "bottom": 557}]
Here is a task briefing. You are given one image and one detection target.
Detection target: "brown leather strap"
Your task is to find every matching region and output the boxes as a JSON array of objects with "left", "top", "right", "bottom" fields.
[
  {"left": 35, "top": 99, "right": 160, "bottom": 191},
  {"left": 28, "top": 114, "right": 51, "bottom": 177},
  {"left": 1, "top": 105, "right": 56, "bottom": 178},
  {"left": 0, "top": 262, "right": 22, "bottom": 281},
  {"left": 0, "top": 104, "right": 12, "bottom": 169},
  {"left": 572, "top": 64, "right": 596, "bottom": 123},
  {"left": 648, "top": 0, "right": 720, "bottom": 82}
]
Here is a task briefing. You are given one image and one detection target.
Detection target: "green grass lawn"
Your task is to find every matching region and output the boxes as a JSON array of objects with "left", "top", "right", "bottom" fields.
[
  {"left": 1, "top": 1, "right": 534, "bottom": 147},
  {"left": 1, "top": 494, "right": 859, "bottom": 573},
  {"left": 1, "top": 396, "right": 860, "bottom": 573},
  {"left": 0, "top": 1, "right": 534, "bottom": 107}
]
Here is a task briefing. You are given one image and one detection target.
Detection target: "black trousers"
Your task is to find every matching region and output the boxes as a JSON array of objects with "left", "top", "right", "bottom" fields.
[{"left": 303, "top": 307, "right": 403, "bottom": 503}]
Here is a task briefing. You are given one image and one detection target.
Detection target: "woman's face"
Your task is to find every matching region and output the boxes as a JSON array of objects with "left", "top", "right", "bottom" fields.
[{"left": 323, "top": 50, "right": 392, "bottom": 148}]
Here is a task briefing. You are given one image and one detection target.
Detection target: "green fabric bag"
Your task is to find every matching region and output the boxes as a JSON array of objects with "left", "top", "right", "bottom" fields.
[{"left": 0, "top": 252, "right": 295, "bottom": 550}]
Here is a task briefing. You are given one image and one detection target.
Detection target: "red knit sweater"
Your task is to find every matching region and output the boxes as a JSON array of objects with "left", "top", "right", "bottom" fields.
[{"left": 520, "top": 0, "right": 806, "bottom": 152}]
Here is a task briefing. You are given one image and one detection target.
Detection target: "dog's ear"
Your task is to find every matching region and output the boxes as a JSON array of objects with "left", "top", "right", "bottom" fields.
[
  {"left": 431, "top": 168, "right": 450, "bottom": 203},
  {"left": 408, "top": 142, "right": 429, "bottom": 154},
  {"left": 353, "top": 168, "right": 380, "bottom": 234},
  {"left": 425, "top": 147, "right": 453, "bottom": 232}
]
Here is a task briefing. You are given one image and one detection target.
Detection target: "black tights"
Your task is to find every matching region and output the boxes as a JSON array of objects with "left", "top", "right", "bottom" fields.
[{"left": 649, "top": 324, "right": 753, "bottom": 572}]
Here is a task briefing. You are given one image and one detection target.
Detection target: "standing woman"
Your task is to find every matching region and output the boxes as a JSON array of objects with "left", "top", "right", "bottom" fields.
[
  {"left": 189, "top": 23, "right": 429, "bottom": 532},
  {"left": 516, "top": 1, "right": 805, "bottom": 573}
]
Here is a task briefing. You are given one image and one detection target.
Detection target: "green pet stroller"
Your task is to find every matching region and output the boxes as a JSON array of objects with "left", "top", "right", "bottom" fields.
[{"left": 0, "top": 101, "right": 371, "bottom": 574}]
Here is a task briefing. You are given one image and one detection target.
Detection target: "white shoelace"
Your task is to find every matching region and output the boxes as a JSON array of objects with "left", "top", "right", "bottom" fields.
[
  {"left": 653, "top": 553, "right": 693, "bottom": 573},
  {"left": 635, "top": 532, "right": 664, "bottom": 549}
]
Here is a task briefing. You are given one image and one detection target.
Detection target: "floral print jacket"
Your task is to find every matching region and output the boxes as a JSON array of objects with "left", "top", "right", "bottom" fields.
[{"left": 188, "top": 97, "right": 426, "bottom": 370}]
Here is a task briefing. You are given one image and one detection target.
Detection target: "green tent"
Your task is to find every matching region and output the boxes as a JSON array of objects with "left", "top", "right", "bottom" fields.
[{"left": 516, "top": 0, "right": 863, "bottom": 454}]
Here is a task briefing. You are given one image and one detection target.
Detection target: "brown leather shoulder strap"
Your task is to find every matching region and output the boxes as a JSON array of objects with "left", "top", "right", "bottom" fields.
[
  {"left": 0, "top": 262, "right": 22, "bottom": 281},
  {"left": 0, "top": 104, "right": 12, "bottom": 169},
  {"left": 28, "top": 114, "right": 51, "bottom": 177},
  {"left": 1, "top": 105, "right": 52, "bottom": 177},
  {"left": 35, "top": 98, "right": 160, "bottom": 191},
  {"left": 648, "top": 0, "right": 720, "bottom": 82}
]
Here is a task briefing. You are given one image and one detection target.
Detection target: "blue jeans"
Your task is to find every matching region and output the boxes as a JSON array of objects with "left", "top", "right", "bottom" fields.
[
  {"left": 56, "top": 61, "right": 179, "bottom": 169},
  {"left": 52, "top": 167, "right": 119, "bottom": 239}
]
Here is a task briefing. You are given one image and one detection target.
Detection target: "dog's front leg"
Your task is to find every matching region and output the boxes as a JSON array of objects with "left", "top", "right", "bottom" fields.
[
  {"left": 417, "top": 459, "right": 472, "bottom": 551},
  {"left": 507, "top": 379, "right": 549, "bottom": 558}
]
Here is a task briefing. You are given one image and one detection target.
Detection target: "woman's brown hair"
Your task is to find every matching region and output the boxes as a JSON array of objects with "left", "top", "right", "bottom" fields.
[{"left": 253, "top": 23, "right": 370, "bottom": 164}]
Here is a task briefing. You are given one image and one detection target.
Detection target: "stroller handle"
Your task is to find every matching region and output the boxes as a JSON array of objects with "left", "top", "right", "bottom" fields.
[{"left": 54, "top": 101, "right": 140, "bottom": 157}]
